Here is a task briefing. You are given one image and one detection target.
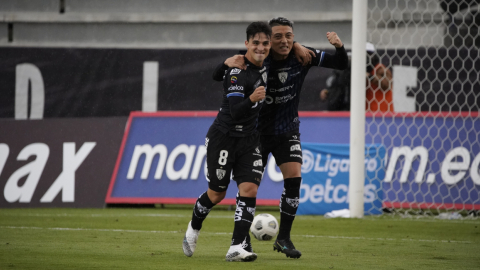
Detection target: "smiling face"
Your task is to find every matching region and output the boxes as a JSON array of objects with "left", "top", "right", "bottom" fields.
[
  {"left": 270, "top": 25, "right": 294, "bottom": 60},
  {"left": 244, "top": 33, "right": 271, "bottom": 66}
]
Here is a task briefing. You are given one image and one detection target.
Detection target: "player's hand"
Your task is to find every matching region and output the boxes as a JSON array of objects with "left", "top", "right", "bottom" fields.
[
  {"left": 293, "top": 42, "right": 315, "bottom": 66},
  {"left": 250, "top": 86, "right": 266, "bottom": 103},
  {"left": 224, "top": 55, "right": 246, "bottom": 70},
  {"left": 320, "top": 89, "right": 329, "bottom": 101},
  {"left": 327, "top": 32, "right": 343, "bottom": 48}
]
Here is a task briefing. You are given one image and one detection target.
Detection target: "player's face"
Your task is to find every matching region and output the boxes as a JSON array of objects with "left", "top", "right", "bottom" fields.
[
  {"left": 271, "top": 25, "right": 294, "bottom": 59},
  {"left": 244, "top": 33, "right": 271, "bottom": 66}
]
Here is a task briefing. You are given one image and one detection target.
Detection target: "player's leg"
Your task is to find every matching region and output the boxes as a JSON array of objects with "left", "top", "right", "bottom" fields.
[
  {"left": 183, "top": 127, "right": 232, "bottom": 257},
  {"left": 183, "top": 188, "right": 225, "bottom": 257},
  {"left": 269, "top": 133, "right": 302, "bottom": 259},
  {"left": 225, "top": 135, "right": 262, "bottom": 262}
]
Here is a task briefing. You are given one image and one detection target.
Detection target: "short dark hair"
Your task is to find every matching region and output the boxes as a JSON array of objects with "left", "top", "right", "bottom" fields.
[
  {"left": 246, "top": 21, "right": 272, "bottom": 41},
  {"left": 268, "top": 17, "right": 294, "bottom": 29}
]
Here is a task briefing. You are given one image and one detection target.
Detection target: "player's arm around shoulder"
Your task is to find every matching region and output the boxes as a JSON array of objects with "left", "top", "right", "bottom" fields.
[{"left": 212, "top": 55, "right": 246, "bottom": 82}]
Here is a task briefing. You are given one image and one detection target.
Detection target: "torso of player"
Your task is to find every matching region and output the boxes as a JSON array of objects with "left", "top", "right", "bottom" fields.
[
  {"left": 213, "top": 63, "right": 268, "bottom": 137},
  {"left": 258, "top": 53, "right": 311, "bottom": 135}
]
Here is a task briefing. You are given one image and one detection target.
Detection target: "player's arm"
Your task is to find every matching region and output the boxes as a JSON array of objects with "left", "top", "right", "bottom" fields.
[
  {"left": 293, "top": 42, "right": 315, "bottom": 66},
  {"left": 212, "top": 55, "right": 246, "bottom": 81},
  {"left": 315, "top": 32, "right": 348, "bottom": 70},
  {"left": 229, "top": 86, "right": 265, "bottom": 120}
]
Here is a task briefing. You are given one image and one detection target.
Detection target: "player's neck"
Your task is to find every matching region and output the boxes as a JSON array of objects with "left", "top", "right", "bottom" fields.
[
  {"left": 271, "top": 51, "right": 288, "bottom": 61},
  {"left": 245, "top": 54, "right": 263, "bottom": 67}
]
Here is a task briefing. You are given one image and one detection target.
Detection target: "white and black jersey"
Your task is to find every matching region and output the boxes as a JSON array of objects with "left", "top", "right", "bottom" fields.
[{"left": 212, "top": 57, "right": 268, "bottom": 137}]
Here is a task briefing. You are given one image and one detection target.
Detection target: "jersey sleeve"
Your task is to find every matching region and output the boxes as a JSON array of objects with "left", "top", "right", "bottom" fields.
[
  {"left": 317, "top": 45, "right": 349, "bottom": 70},
  {"left": 212, "top": 62, "right": 228, "bottom": 82},
  {"left": 225, "top": 69, "right": 255, "bottom": 120},
  {"left": 306, "top": 46, "right": 327, "bottom": 67}
]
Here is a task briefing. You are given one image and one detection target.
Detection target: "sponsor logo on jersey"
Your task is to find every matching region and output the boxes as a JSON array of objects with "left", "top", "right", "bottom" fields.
[
  {"left": 231, "top": 76, "right": 237, "bottom": 83},
  {"left": 253, "top": 159, "right": 263, "bottom": 167},
  {"left": 270, "top": 84, "right": 294, "bottom": 93},
  {"left": 275, "top": 93, "right": 296, "bottom": 104},
  {"left": 230, "top": 68, "right": 242, "bottom": 75},
  {"left": 290, "top": 144, "right": 301, "bottom": 151},
  {"left": 228, "top": 85, "right": 244, "bottom": 91},
  {"left": 290, "top": 154, "right": 302, "bottom": 158},
  {"left": 235, "top": 125, "right": 243, "bottom": 131},
  {"left": 265, "top": 95, "right": 273, "bottom": 104},
  {"left": 278, "top": 72, "right": 288, "bottom": 84},
  {"left": 286, "top": 197, "right": 300, "bottom": 208},
  {"left": 216, "top": 169, "right": 226, "bottom": 180}
]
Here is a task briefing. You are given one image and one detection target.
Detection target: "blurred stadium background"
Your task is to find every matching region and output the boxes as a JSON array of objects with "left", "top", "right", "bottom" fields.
[
  {"left": 1, "top": 1, "right": 480, "bottom": 269},
  {"left": 0, "top": 1, "right": 479, "bottom": 214}
]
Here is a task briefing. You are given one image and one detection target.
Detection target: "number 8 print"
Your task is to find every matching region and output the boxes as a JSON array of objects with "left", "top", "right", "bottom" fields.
[{"left": 218, "top": 150, "right": 228, "bottom": 165}]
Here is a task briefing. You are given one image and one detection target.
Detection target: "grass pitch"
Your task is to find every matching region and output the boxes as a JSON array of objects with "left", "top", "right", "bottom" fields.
[{"left": 1, "top": 207, "right": 479, "bottom": 270}]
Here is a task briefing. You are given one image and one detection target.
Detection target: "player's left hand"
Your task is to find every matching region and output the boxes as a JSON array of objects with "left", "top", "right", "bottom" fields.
[
  {"left": 327, "top": 32, "right": 343, "bottom": 48},
  {"left": 293, "top": 42, "right": 315, "bottom": 66}
]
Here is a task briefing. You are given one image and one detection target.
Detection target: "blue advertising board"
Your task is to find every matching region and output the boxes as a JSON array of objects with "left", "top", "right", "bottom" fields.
[
  {"left": 298, "top": 143, "right": 385, "bottom": 215},
  {"left": 106, "top": 111, "right": 480, "bottom": 212}
]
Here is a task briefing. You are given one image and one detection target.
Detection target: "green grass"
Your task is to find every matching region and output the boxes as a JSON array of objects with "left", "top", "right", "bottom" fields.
[{"left": 1, "top": 208, "right": 479, "bottom": 270}]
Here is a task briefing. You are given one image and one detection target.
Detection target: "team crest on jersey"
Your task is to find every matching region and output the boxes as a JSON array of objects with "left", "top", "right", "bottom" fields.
[
  {"left": 216, "top": 169, "right": 226, "bottom": 180},
  {"left": 278, "top": 72, "right": 288, "bottom": 83},
  {"left": 286, "top": 197, "right": 300, "bottom": 208},
  {"left": 262, "top": 72, "right": 267, "bottom": 83},
  {"left": 231, "top": 76, "right": 237, "bottom": 84}
]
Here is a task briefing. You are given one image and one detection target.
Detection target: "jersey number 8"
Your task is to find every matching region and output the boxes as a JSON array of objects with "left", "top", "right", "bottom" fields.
[{"left": 218, "top": 150, "right": 228, "bottom": 165}]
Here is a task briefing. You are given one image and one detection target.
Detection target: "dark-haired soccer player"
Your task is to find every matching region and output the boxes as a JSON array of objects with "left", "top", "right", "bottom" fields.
[
  {"left": 212, "top": 17, "right": 348, "bottom": 259},
  {"left": 183, "top": 21, "right": 271, "bottom": 262}
]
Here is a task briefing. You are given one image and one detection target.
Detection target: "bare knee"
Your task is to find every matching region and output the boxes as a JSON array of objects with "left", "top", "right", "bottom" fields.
[
  {"left": 238, "top": 182, "right": 258, "bottom": 197},
  {"left": 279, "top": 162, "right": 302, "bottom": 179},
  {"left": 207, "top": 189, "right": 226, "bottom": 204}
]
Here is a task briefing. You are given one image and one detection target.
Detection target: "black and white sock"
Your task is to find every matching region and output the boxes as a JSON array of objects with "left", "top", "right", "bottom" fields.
[
  {"left": 231, "top": 195, "right": 256, "bottom": 247},
  {"left": 278, "top": 177, "right": 301, "bottom": 240},
  {"left": 191, "top": 191, "right": 215, "bottom": 230}
]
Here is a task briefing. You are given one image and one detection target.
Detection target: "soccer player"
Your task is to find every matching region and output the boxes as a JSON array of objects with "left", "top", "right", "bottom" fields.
[
  {"left": 182, "top": 21, "right": 271, "bottom": 262},
  {"left": 212, "top": 17, "right": 348, "bottom": 259}
]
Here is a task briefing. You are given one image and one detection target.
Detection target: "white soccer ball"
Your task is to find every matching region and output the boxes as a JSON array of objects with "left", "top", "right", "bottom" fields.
[{"left": 250, "top": 213, "right": 279, "bottom": 241}]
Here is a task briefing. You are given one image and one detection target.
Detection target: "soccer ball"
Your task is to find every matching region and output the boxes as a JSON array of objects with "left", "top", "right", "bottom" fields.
[{"left": 250, "top": 213, "right": 279, "bottom": 241}]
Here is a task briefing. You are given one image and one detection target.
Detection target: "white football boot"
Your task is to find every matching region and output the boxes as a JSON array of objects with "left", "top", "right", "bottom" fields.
[
  {"left": 225, "top": 244, "right": 257, "bottom": 262},
  {"left": 182, "top": 221, "right": 199, "bottom": 257}
]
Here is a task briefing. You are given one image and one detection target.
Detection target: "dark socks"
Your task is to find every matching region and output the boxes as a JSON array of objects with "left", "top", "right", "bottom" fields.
[
  {"left": 191, "top": 191, "right": 215, "bottom": 230},
  {"left": 231, "top": 195, "right": 256, "bottom": 246},
  {"left": 278, "top": 177, "right": 301, "bottom": 240}
]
